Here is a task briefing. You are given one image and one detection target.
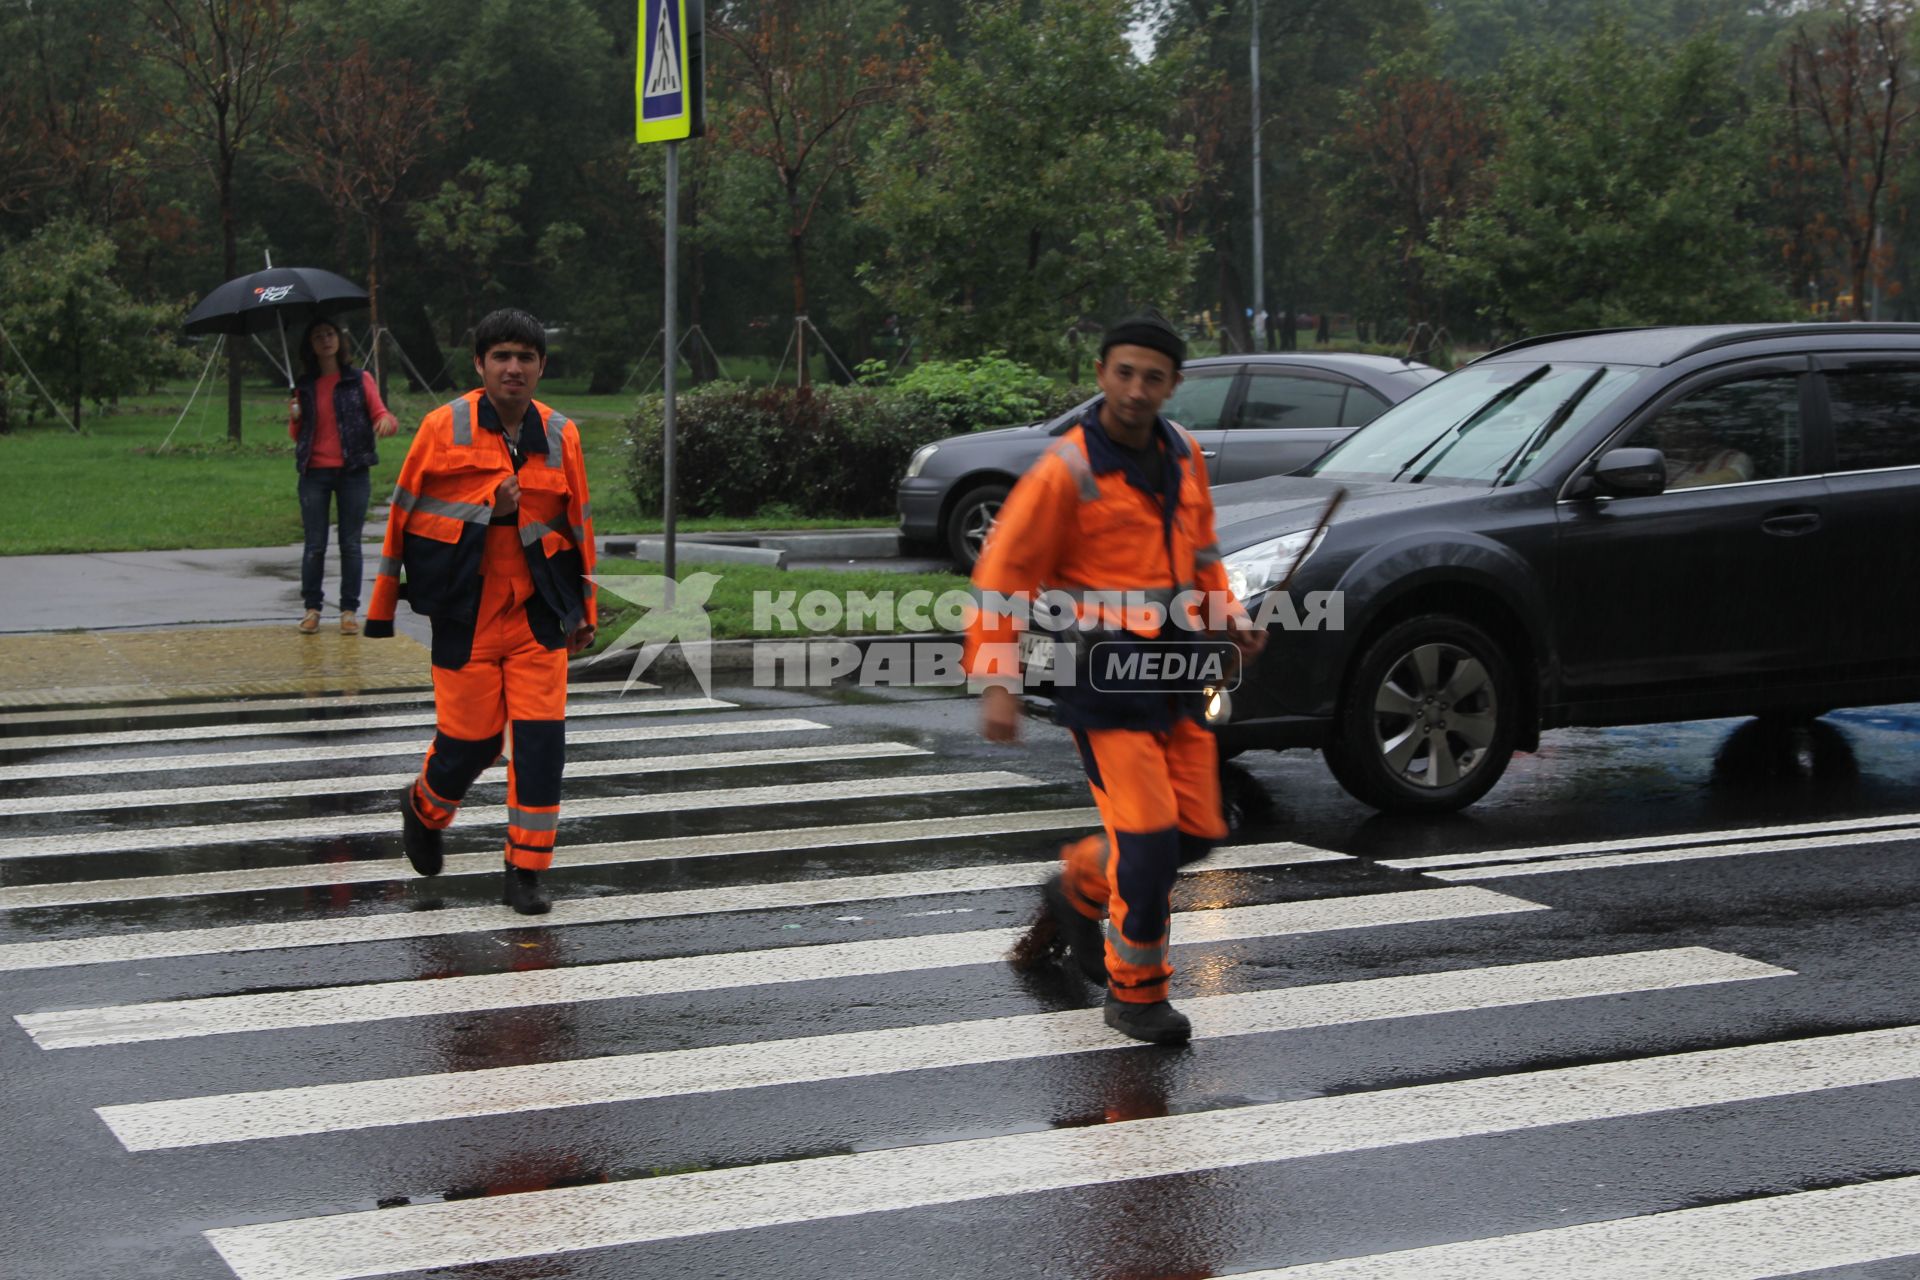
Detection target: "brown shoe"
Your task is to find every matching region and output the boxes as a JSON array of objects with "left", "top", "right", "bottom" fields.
[
  {"left": 340, "top": 611, "right": 360, "bottom": 636},
  {"left": 297, "top": 609, "right": 321, "bottom": 634}
]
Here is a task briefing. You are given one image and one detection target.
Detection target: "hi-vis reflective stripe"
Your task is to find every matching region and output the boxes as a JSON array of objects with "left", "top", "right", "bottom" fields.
[
  {"left": 391, "top": 486, "right": 490, "bottom": 524},
  {"left": 1105, "top": 923, "right": 1166, "bottom": 968},
  {"left": 450, "top": 396, "right": 473, "bottom": 444},
  {"left": 1049, "top": 439, "right": 1102, "bottom": 501},
  {"left": 1195, "top": 542, "right": 1223, "bottom": 567},
  {"left": 377, "top": 555, "right": 402, "bottom": 578},
  {"left": 519, "top": 520, "right": 563, "bottom": 547},
  {"left": 544, "top": 412, "right": 569, "bottom": 466},
  {"left": 506, "top": 807, "right": 559, "bottom": 833}
]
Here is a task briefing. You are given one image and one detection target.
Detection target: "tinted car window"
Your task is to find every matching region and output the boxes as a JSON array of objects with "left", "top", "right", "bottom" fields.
[
  {"left": 1340, "top": 386, "right": 1389, "bottom": 428},
  {"left": 1235, "top": 372, "right": 1345, "bottom": 431},
  {"left": 1160, "top": 370, "right": 1236, "bottom": 432},
  {"left": 1311, "top": 362, "right": 1641, "bottom": 486},
  {"left": 1625, "top": 374, "right": 1804, "bottom": 489},
  {"left": 1823, "top": 367, "right": 1920, "bottom": 472}
]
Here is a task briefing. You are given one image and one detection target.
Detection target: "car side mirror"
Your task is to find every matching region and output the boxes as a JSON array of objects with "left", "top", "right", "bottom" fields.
[{"left": 1587, "top": 447, "right": 1667, "bottom": 498}]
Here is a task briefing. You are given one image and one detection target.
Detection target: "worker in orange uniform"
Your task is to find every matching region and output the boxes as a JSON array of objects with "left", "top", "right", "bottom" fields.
[
  {"left": 364, "top": 309, "right": 597, "bottom": 915},
  {"left": 968, "top": 310, "right": 1264, "bottom": 1043}
]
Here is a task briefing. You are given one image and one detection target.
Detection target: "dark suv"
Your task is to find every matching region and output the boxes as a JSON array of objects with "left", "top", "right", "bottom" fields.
[{"left": 1213, "top": 323, "right": 1920, "bottom": 812}]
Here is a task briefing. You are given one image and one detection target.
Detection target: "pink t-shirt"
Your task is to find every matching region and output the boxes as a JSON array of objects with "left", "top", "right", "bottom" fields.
[{"left": 290, "top": 370, "right": 390, "bottom": 466}]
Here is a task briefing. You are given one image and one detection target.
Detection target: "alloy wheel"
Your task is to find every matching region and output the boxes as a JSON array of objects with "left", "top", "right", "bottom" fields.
[{"left": 1370, "top": 642, "right": 1499, "bottom": 788}]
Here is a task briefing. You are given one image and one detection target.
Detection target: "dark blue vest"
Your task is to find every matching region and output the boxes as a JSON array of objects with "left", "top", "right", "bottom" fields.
[{"left": 293, "top": 365, "right": 380, "bottom": 472}]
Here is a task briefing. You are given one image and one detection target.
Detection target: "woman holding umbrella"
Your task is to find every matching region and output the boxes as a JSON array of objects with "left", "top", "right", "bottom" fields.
[{"left": 288, "top": 319, "right": 398, "bottom": 634}]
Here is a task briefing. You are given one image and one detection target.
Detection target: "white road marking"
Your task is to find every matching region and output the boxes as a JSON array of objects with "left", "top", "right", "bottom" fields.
[
  {"left": 1380, "top": 812, "right": 1920, "bottom": 871},
  {"left": 0, "top": 685, "right": 656, "bottom": 726},
  {"left": 0, "top": 770, "right": 1045, "bottom": 860},
  {"left": 0, "top": 842, "right": 1346, "bottom": 972},
  {"left": 0, "top": 696, "right": 734, "bottom": 752},
  {"left": 17, "top": 888, "right": 1543, "bottom": 1048},
  {"left": 1238, "top": 1174, "right": 1920, "bottom": 1278},
  {"left": 1427, "top": 827, "right": 1920, "bottom": 881},
  {"left": 100, "top": 948, "right": 1784, "bottom": 1150},
  {"left": 201, "top": 1025, "right": 1920, "bottom": 1279},
  {"left": 0, "top": 718, "right": 829, "bottom": 782},
  {"left": 0, "top": 742, "right": 928, "bottom": 816},
  {"left": 0, "top": 809, "right": 1108, "bottom": 911}
]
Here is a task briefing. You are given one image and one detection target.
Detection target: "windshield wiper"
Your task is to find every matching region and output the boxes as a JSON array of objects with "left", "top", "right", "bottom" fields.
[
  {"left": 1491, "top": 367, "right": 1606, "bottom": 486},
  {"left": 1392, "top": 365, "right": 1550, "bottom": 483}
]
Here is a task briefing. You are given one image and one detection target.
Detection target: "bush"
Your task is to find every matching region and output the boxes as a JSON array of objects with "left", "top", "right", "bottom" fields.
[
  {"left": 627, "top": 370, "right": 1104, "bottom": 521},
  {"left": 627, "top": 382, "right": 937, "bottom": 520}
]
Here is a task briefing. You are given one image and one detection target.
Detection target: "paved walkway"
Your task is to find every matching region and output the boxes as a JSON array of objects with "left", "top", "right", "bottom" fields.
[{"left": 0, "top": 543, "right": 434, "bottom": 707}]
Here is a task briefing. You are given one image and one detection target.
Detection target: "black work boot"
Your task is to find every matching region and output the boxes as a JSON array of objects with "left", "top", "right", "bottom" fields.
[
  {"left": 1043, "top": 872, "right": 1108, "bottom": 986},
  {"left": 1103, "top": 995, "right": 1192, "bottom": 1045},
  {"left": 398, "top": 784, "right": 444, "bottom": 877},
  {"left": 502, "top": 860, "right": 551, "bottom": 915}
]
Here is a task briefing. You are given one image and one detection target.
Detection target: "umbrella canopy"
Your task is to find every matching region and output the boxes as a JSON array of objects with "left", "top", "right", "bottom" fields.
[{"left": 183, "top": 267, "right": 368, "bottom": 336}]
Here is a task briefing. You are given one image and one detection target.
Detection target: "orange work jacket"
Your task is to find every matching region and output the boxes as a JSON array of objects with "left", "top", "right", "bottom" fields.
[
  {"left": 964, "top": 402, "right": 1244, "bottom": 728},
  {"left": 364, "top": 391, "right": 596, "bottom": 668}
]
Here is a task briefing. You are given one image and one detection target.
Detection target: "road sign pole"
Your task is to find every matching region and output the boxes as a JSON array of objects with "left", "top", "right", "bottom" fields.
[{"left": 663, "top": 139, "right": 680, "bottom": 589}]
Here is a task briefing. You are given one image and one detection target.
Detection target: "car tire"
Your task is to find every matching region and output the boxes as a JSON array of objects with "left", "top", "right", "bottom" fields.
[
  {"left": 945, "top": 482, "right": 1010, "bottom": 572},
  {"left": 1324, "top": 614, "right": 1518, "bottom": 814}
]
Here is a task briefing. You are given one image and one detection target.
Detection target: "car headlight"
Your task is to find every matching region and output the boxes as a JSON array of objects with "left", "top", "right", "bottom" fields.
[
  {"left": 1223, "top": 528, "right": 1324, "bottom": 599},
  {"left": 905, "top": 444, "right": 939, "bottom": 478}
]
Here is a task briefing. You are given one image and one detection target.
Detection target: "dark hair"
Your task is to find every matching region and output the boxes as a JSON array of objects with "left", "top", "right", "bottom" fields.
[
  {"left": 297, "top": 318, "right": 355, "bottom": 381},
  {"left": 473, "top": 308, "right": 547, "bottom": 359}
]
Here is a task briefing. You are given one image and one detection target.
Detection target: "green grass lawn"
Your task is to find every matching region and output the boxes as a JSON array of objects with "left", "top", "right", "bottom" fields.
[
  {"left": 590, "top": 557, "right": 966, "bottom": 644},
  {"left": 0, "top": 378, "right": 889, "bottom": 554}
]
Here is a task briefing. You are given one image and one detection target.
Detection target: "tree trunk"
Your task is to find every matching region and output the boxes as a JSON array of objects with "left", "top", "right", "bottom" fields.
[
  {"left": 790, "top": 230, "right": 809, "bottom": 389},
  {"left": 368, "top": 216, "right": 387, "bottom": 401},
  {"left": 687, "top": 177, "right": 715, "bottom": 385},
  {"left": 1216, "top": 254, "right": 1250, "bottom": 353}
]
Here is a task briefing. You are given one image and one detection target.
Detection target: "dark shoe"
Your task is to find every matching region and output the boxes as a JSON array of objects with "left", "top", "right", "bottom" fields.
[
  {"left": 1103, "top": 995, "right": 1192, "bottom": 1045},
  {"left": 398, "top": 784, "right": 443, "bottom": 877},
  {"left": 1043, "top": 872, "right": 1108, "bottom": 986},
  {"left": 503, "top": 861, "right": 551, "bottom": 915}
]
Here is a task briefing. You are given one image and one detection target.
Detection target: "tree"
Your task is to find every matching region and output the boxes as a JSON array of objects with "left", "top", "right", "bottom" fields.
[
  {"left": 1778, "top": 0, "right": 1919, "bottom": 319},
  {"left": 860, "top": 0, "right": 1203, "bottom": 365},
  {"left": 0, "top": 219, "right": 190, "bottom": 432},
  {"left": 712, "top": 0, "right": 925, "bottom": 384},
  {"left": 279, "top": 39, "right": 445, "bottom": 392},
  {"left": 1446, "top": 25, "right": 1791, "bottom": 334},
  {"left": 409, "top": 159, "right": 534, "bottom": 342},
  {"left": 1316, "top": 45, "right": 1494, "bottom": 337},
  {"left": 143, "top": 0, "right": 297, "bottom": 442}
]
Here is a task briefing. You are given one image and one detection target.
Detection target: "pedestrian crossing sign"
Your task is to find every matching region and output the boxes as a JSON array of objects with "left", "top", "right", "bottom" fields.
[{"left": 636, "top": 0, "right": 704, "bottom": 142}]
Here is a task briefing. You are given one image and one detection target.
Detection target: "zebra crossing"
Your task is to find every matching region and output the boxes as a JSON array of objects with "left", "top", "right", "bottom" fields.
[{"left": 2, "top": 683, "right": 1918, "bottom": 1279}]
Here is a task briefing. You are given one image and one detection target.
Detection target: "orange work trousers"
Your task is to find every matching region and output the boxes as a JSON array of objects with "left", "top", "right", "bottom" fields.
[
  {"left": 410, "top": 524, "right": 569, "bottom": 871},
  {"left": 1059, "top": 716, "right": 1224, "bottom": 1003}
]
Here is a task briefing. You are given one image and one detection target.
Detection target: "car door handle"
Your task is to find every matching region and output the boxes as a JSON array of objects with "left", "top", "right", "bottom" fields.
[
  {"left": 1761, "top": 511, "right": 1821, "bottom": 536},
  {"left": 1201, "top": 449, "right": 1218, "bottom": 459}
]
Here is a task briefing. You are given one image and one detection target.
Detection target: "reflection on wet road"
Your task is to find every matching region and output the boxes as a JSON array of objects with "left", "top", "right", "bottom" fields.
[{"left": 1, "top": 682, "right": 1918, "bottom": 1278}]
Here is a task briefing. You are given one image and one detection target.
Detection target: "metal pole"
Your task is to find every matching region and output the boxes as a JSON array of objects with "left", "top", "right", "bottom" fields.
[
  {"left": 1249, "top": 0, "right": 1266, "bottom": 353},
  {"left": 663, "top": 139, "right": 680, "bottom": 591}
]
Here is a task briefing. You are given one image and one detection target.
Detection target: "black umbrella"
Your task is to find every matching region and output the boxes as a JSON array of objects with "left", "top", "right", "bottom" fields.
[{"left": 184, "top": 266, "right": 369, "bottom": 387}]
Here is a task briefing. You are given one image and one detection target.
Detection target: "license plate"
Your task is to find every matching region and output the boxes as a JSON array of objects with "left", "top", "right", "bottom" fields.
[{"left": 1018, "top": 631, "right": 1056, "bottom": 674}]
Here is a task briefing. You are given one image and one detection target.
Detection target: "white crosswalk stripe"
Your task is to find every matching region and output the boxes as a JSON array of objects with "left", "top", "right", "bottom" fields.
[
  {"left": 0, "top": 694, "right": 734, "bottom": 751},
  {"left": 0, "top": 769, "right": 1046, "bottom": 859},
  {"left": 17, "top": 888, "right": 1545, "bottom": 1048},
  {"left": 98, "top": 948, "right": 1786, "bottom": 1150},
  {"left": 0, "top": 685, "right": 654, "bottom": 726},
  {"left": 0, "top": 716, "right": 829, "bottom": 782},
  {"left": 200, "top": 1026, "right": 1920, "bottom": 1279},
  {"left": 4, "top": 691, "right": 1911, "bottom": 1280},
  {"left": 0, "top": 842, "right": 1345, "bottom": 971},
  {"left": 0, "top": 740, "right": 929, "bottom": 815}
]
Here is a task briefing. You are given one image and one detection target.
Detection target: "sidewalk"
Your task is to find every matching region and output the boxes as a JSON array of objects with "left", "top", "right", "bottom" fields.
[{"left": 0, "top": 543, "right": 435, "bottom": 708}]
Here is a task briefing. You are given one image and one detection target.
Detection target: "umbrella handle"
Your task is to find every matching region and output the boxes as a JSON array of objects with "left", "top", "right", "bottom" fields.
[{"left": 277, "top": 311, "right": 295, "bottom": 390}]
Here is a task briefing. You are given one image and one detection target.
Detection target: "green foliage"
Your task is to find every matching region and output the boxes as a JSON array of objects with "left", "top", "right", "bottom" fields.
[
  {"left": 0, "top": 218, "right": 191, "bottom": 431},
  {"left": 627, "top": 382, "right": 931, "bottom": 520},
  {"left": 859, "top": 0, "right": 1204, "bottom": 364},
  {"left": 1442, "top": 25, "right": 1794, "bottom": 334},
  {"left": 886, "top": 355, "right": 1059, "bottom": 434}
]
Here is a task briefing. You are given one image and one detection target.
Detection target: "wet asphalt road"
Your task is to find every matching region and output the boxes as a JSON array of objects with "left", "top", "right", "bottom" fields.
[{"left": 2, "top": 680, "right": 1919, "bottom": 1279}]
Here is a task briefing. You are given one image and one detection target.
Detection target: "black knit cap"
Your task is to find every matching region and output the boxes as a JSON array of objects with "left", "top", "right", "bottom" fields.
[{"left": 1099, "top": 307, "right": 1185, "bottom": 369}]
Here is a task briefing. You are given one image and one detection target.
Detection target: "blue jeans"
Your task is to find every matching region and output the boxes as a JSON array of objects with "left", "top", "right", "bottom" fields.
[{"left": 298, "top": 467, "right": 372, "bottom": 612}]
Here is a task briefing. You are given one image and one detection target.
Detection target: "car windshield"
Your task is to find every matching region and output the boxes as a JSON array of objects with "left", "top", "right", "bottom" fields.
[{"left": 1305, "top": 362, "right": 1643, "bottom": 486}]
